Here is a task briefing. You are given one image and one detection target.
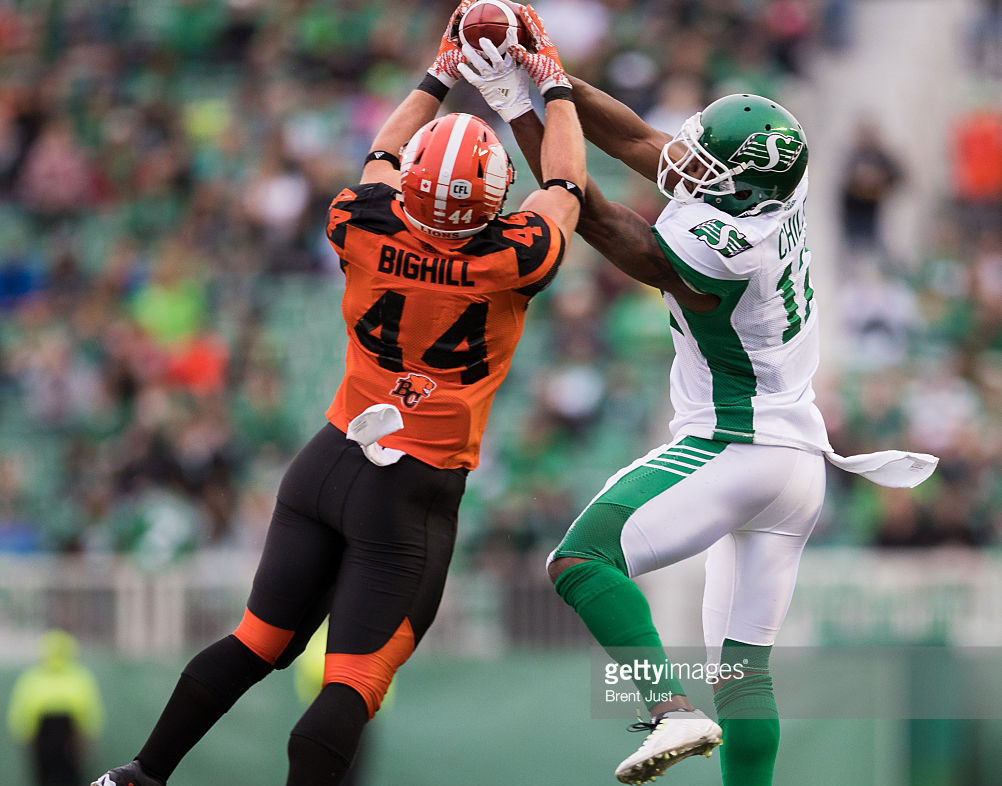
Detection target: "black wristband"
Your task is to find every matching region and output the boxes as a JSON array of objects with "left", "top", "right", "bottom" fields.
[
  {"left": 542, "top": 86, "right": 573, "bottom": 103},
  {"left": 364, "top": 150, "right": 401, "bottom": 170},
  {"left": 416, "top": 73, "right": 450, "bottom": 102},
  {"left": 543, "top": 178, "right": 584, "bottom": 206}
]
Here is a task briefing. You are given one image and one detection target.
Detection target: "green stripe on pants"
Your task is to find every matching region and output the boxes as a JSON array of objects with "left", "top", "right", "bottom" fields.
[{"left": 552, "top": 436, "right": 728, "bottom": 574}]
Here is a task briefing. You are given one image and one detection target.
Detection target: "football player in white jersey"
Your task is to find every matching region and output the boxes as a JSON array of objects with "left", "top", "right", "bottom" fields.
[{"left": 459, "top": 17, "right": 938, "bottom": 786}]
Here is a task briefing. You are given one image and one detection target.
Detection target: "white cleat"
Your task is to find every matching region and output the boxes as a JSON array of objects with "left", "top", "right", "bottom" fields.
[{"left": 614, "top": 709, "right": 722, "bottom": 784}]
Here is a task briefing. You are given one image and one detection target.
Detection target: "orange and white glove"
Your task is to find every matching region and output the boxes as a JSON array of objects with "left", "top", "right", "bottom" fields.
[
  {"left": 426, "top": 0, "right": 479, "bottom": 89},
  {"left": 512, "top": 4, "right": 570, "bottom": 96}
]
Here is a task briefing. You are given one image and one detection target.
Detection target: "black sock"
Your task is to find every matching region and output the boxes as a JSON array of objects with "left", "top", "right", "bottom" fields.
[
  {"left": 137, "top": 635, "right": 272, "bottom": 781},
  {"left": 286, "top": 683, "right": 369, "bottom": 786}
]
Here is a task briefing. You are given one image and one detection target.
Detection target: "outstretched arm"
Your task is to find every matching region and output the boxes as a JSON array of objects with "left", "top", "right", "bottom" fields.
[
  {"left": 568, "top": 75, "right": 671, "bottom": 183},
  {"left": 508, "top": 110, "right": 716, "bottom": 309},
  {"left": 515, "top": 97, "right": 586, "bottom": 241},
  {"left": 459, "top": 12, "right": 585, "bottom": 241},
  {"left": 361, "top": 90, "right": 443, "bottom": 189},
  {"left": 361, "top": 1, "right": 478, "bottom": 189},
  {"left": 509, "top": 111, "right": 668, "bottom": 288}
]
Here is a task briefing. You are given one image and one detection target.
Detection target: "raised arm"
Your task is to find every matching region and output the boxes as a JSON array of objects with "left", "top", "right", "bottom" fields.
[
  {"left": 515, "top": 97, "right": 585, "bottom": 240},
  {"left": 508, "top": 112, "right": 669, "bottom": 287},
  {"left": 361, "top": 1, "right": 478, "bottom": 189},
  {"left": 361, "top": 90, "right": 443, "bottom": 189},
  {"left": 459, "top": 11, "right": 585, "bottom": 241},
  {"left": 506, "top": 109, "right": 717, "bottom": 310},
  {"left": 569, "top": 75, "right": 672, "bottom": 183}
]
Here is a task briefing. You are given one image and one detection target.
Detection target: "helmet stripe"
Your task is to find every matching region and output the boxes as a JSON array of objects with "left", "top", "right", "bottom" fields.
[{"left": 433, "top": 113, "right": 473, "bottom": 219}]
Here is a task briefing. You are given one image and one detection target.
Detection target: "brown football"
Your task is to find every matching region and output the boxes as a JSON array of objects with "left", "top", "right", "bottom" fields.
[{"left": 459, "top": 0, "right": 530, "bottom": 53}]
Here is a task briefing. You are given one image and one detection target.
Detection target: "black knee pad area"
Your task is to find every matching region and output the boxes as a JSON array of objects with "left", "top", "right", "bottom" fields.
[
  {"left": 182, "top": 635, "right": 273, "bottom": 707},
  {"left": 287, "top": 684, "right": 371, "bottom": 786}
]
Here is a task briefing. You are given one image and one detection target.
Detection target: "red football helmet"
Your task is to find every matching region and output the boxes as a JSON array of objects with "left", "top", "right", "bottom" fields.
[{"left": 399, "top": 113, "right": 515, "bottom": 239}]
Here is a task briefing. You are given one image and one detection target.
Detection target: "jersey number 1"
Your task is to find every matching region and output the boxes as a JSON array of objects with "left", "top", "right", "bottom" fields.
[
  {"left": 777, "top": 249, "right": 814, "bottom": 343},
  {"left": 354, "top": 290, "right": 489, "bottom": 384}
]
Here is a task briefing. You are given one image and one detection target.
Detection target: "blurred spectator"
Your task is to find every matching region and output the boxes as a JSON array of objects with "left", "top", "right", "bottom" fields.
[
  {"left": 838, "top": 270, "right": 922, "bottom": 369},
  {"left": 0, "top": 454, "right": 41, "bottom": 552},
  {"left": 902, "top": 360, "right": 983, "bottom": 455},
  {"left": 129, "top": 242, "right": 207, "bottom": 349},
  {"left": 0, "top": 0, "right": 996, "bottom": 566},
  {"left": 969, "top": 0, "right": 1002, "bottom": 76},
  {"left": 534, "top": 0, "right": 611, "bottom": 66},
  {"left": 839, "top": 120, "right": 903, "bottom": 261},
  {"left": 820, "top": 0, "right": 853, "bottom": 51},
  {"left": 952, "top": 104, "right": 1002, "bottom": 231},
  {"left": 644, "top": 75, "right": 703, "bottom": 136},
  {"left": 763, "top": 0, "right": 814, "bottom": 75},
  {"left": 6, "top": 630, "right": 105, "bottom": 786},
  {"left": 16, "top": 119, "right": 93, "bottom": 220},
  {"left": 873, "top": 488, "right": 933, "bottom": 548}
]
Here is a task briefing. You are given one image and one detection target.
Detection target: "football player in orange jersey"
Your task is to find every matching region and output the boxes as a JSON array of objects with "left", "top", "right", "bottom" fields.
[{"left": 89, "top": 4, "right": 583, "bottom": 786}]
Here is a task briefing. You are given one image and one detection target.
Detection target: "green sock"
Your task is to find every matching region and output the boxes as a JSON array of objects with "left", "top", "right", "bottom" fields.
[
  {"left": 554, "top": 560, "right": 684, "bottom": 708},
  {"left": 713, "top": 640, "right": 779, "bottom": 786}
]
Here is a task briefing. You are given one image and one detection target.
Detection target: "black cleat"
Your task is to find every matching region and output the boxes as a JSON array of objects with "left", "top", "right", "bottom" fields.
[{"left": 91, "top": 760, "right": 166, "bottom": 786}]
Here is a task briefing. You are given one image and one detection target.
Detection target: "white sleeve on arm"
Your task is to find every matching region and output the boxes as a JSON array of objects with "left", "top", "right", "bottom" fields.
[{"left": 652, "top": 203, "right": 767, "bottom": 282}]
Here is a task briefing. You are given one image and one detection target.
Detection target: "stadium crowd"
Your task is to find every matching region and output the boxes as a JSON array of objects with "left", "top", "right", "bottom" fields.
[{"left": 0, "top": 0, "right": 1000, "bottom": 567}]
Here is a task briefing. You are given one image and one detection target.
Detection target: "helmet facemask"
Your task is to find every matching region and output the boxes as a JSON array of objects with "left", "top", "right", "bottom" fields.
[
  {"left": 657, "top": 113, "right": 744, "bottom": 205},
  {"left": 657, "top": 95, "right": 809, "bottom": 217}
]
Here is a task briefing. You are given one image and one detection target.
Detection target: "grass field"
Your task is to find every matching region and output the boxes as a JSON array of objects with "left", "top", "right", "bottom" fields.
[
  {"left": 7, "top": 645, "right": 1002, "bottom": 785},
  {"left": 2, "top": 647, "right": 949, "bottom": 786}
]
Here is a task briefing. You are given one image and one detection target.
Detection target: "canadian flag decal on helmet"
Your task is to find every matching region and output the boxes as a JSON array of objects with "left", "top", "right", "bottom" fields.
[{"left": 729, "top": 132, "right": 804, "bottom": 172}]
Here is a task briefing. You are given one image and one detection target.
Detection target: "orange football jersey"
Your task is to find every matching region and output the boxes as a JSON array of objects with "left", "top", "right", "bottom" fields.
[{"left": 325, "top": 182, "right": 565, "bottom": 470}]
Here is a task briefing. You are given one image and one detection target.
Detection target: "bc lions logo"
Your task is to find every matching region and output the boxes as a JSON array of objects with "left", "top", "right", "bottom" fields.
[{"left": 390, "top": 373, "right": 437, "bottom": 409}]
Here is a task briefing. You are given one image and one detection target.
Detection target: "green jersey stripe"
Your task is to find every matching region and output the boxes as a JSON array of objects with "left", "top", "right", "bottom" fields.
[{"left": 653, "top": 231, "right": 757, "bottom": 442}]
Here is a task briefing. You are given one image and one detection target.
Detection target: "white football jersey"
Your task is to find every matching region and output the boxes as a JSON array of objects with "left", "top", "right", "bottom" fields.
[{"left": 652, "top": 174, "right": 833, "bottom": 452}]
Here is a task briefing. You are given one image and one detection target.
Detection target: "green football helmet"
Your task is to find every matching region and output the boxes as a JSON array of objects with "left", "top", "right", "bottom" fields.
[{"left": 657, "top": 94, "right": 808, "bottom": 217}]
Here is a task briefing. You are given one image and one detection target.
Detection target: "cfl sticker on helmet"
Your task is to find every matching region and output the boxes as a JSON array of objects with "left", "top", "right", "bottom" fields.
[
  {"left": 728, "top": 132, "right": 805, "bottom": 172},
  {"left": 450, "top": 179, "right": 472, "bottom": 199},
  {"left": 420, "top": 179, "right": 432, "bottom": 193}
]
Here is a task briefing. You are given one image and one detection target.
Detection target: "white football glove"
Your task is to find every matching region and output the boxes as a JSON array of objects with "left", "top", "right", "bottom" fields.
[{"left": 458, "top": 30, "right": 533, "bottom": 123}]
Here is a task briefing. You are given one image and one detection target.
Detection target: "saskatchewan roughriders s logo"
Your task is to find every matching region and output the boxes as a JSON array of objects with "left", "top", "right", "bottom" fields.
[
  {"left": 729, "top": 132, "right": 804, "bottom": 172},
  {"left": 689, "top": 220, "right": 752, "bottom": 258}
]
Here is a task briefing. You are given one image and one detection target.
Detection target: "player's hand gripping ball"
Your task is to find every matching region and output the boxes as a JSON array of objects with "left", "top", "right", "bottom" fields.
[
  {"left": 427, "top": 0, "right": 479, "bottom": 88},
  {"left": 459, "top": 0, "right": 531, "bottom": 53}
]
